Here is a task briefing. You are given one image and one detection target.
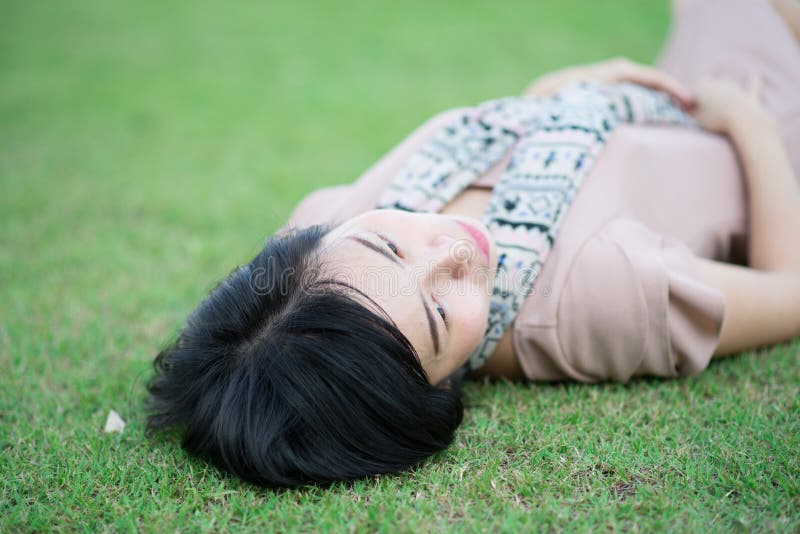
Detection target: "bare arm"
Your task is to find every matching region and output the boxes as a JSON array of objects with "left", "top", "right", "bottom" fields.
[{"left": 692, "top": 78, "right": 800, "bottom": 356}]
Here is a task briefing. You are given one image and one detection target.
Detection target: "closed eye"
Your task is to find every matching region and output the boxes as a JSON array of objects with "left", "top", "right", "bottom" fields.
[
  {"left": 433, "top": 300, "right": 447, "bottom": 326},
  {"left": 376, "top": 233, "right": 400, "bottom": 257}
]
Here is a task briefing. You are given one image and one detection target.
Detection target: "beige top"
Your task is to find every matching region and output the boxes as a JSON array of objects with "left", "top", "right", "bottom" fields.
[{"left": 283, "top": 0, "right": 800, "bottom": 382}]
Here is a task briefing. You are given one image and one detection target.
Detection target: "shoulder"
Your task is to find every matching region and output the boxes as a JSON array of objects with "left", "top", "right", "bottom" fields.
[
  {"left": 282, "top": 184, "right": 353, "bottom": 231},
  {"left": 561, "top": 218, "right": 725, "bottom": 380},
  {"left": 281, "top": 107, "right": 474, "bottom": 232},
  {"left": 514, "top": 218, "right": 724, "bottom": 382}
]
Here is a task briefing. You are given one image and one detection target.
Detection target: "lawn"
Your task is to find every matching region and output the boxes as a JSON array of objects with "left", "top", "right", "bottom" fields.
[{"left": 1, "top": 0, "right": 798, "bottom": 531}]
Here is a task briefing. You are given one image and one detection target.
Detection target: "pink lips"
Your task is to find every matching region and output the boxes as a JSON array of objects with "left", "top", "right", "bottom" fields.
[{"left": 456, "top": 220, "right": 490, "bottom": 265}]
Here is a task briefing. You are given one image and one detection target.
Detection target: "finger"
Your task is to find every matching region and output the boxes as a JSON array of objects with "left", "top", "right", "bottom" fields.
[
  {"left": 625, "top": 64, "right": 696, "bottom": 109},
  {"left": 747, "top": 72, "right": 763, "bottom": 103}
]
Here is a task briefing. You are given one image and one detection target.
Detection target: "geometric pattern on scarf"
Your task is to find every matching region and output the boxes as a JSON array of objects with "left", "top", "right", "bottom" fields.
[{"left": 376, "top": 82, "right": 695, "bottom": 371}]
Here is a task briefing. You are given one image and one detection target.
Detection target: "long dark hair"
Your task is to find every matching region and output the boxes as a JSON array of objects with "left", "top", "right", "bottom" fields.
[{"left": 145, "top": 225, "right": 464, "bottom": 488}]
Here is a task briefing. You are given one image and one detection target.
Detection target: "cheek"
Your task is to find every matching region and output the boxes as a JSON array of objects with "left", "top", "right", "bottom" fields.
[{"left": 453, "top": 294, "right": 491, "bottom": 350}]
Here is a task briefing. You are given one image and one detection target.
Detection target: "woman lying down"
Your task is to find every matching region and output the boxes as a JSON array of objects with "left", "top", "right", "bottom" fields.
[{"left": 146, "top": 0, "right": 800, "bottom": 488}]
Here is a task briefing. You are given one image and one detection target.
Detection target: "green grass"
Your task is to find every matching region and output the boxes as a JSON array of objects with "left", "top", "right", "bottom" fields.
[{"left": 2, "top": 0, "right": 798, "bottom": 531}]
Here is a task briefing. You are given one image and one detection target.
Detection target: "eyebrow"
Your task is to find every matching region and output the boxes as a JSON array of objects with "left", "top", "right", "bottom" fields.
[
  {"left": 348, "top": 236, "right": 399, "bottom": 265},
  {"left": 420, "top": 294, "right": 440, "bottom": 354},
  {"left": 346, "top": 235, "right": 441, "bottom": 353}
]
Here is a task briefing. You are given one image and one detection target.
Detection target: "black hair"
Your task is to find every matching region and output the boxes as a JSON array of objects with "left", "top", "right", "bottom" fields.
[{"left": 145, "top": 224, "right": 464, "bottom": 488}]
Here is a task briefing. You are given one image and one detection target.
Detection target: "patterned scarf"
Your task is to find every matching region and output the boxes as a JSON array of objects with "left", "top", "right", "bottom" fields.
[{"left": 376, "top": 82, "right": 694, "bottom": 371}]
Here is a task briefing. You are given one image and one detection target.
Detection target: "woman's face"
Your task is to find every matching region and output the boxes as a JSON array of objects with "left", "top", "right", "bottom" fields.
[{"left": 320, "top": 209, "right": 497, "bottom": 385}]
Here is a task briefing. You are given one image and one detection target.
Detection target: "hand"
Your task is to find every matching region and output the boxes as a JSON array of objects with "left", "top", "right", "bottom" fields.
[
  {"left": 690, "top": 75, "right": 771, "bottom": 134},
  {"left": 523, "top": 57, "right": 695, "bottom": 110}
]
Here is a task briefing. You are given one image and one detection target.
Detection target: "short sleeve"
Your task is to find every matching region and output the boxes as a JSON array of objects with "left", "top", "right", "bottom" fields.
[
  {"left": 556, "top": 218, "right": 726, "bottom": 382},
  {"left": 278, "top": 108, "right": 474, "bottom": 235}
]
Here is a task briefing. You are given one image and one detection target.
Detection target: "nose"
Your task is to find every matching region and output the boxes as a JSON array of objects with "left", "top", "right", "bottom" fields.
[{"left": 425, "top": 234, "right": 472, "bottom": 280}]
